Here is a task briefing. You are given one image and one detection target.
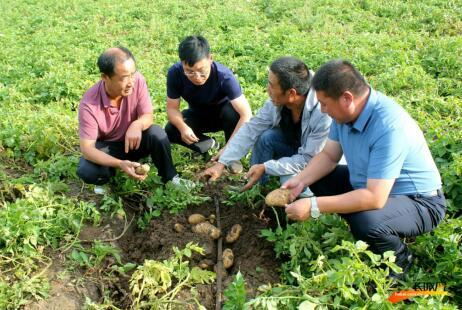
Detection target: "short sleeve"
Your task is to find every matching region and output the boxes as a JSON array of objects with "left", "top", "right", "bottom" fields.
[
  {"left": 166, "top": 65, "right": 182, "bottom": 99},
  {"left": 328, "top": 121, "right": 339, "bottom": 141},
  {"left": 135, "top": 73, "right": 153, "bottom": 115},
  {"left": 221, "top": 74, "right": 242, "bottom": 101},
  {"left": 367, "top": 128, "right": 407, "bottom": 179},
  {"left": 78, "top": 104, "right": 98, "bottom": 140}
]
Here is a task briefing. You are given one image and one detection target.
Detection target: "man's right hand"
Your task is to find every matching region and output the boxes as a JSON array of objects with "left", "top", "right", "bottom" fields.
[
  {"left": 201, "top": 163, "right": 225, "bottom": 182},
  {"left": 281, "top": 177, "right": 305, "bottom": 201},
  {"left": 180, "top": 126, "right": 199, "bottom": 145},
  {"left": 119, "top": 160, "right": 146, "bottom": 181},
  {"left": 242, "top": 164, "right": 265, "bottom": 191}
]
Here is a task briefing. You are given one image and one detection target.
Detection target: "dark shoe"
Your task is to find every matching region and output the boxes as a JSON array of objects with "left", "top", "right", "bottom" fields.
[
  {"left": 389, "top": 248, "right": 413, "bottom": 281},
  {"left": 192, "top": 138, "right": 220, "bottom": 160}
]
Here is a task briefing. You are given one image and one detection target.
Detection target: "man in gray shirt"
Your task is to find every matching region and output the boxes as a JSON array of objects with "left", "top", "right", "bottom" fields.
[{"left": 202, "top": 57, "right": 331, "bottom": 191}]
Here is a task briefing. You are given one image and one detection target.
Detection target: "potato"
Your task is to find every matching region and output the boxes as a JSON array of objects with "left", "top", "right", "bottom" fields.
[
  {"left": 265, "top": 188, "right": 291, "bottom": 207},
  {"left": 188, "top": 214, "right": 206, "bottom": 225},
  {"left": 209, "top": 214, "right": 216, "bottom": 224},
  {"left": 135, "top": 164, "right": 150, "bottom": 175},
  {"left": 222, "top": 248, "right": 234, "bottom": 269},
  {"left": 192, "top": 222, "right": 221, "bottom": 240},
  {"left": 174, "top": 223, "right": 185, "bottom": 233},
  {"left": 225, "top": 224, "right": 242, "bottom": 244},
  {"left": 198, "top": 259, "right": 214, "bottom": 270}
]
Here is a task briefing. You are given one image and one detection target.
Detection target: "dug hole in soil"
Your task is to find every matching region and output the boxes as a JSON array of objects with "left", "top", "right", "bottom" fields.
[{"left": 111, "top": 182, "right": 281, "bottom": 309}]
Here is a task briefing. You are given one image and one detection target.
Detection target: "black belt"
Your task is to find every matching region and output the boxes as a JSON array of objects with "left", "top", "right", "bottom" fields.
[{"left": 409, "top": 189, "right": 442, "bottom": 199}]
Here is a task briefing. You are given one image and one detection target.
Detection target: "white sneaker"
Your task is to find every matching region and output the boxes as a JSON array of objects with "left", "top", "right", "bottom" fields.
[
  {"left": 209, "top": 138, "right": 220, "bottom": 152},
  {"left": 94, "top": 185, "right": 107, "bottom": 195},
  {"left": 171, "top": 175, "right": 195, "bottom": 190}
]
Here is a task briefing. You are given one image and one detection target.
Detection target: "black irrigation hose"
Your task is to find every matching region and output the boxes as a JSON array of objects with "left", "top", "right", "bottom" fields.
[
  {"left": 214, "top": 193, "right": 223, "bottom": 310},
  {"left": 214, "top": 196, "right": 223, "bottom": 310},
  {"left": 207, "top": 182, "right": 223, "bottom": 310}
]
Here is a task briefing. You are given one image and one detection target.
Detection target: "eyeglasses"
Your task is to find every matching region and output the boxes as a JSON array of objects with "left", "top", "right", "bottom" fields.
[{"left": 183, "top": 68, "right": 210, "bottom": 78}]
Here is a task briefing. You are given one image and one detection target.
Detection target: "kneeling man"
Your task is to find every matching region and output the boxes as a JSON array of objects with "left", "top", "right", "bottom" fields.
[
  {"left": 284, "top": 60, "right": 446, "bottom": 278},
  {"left": 165, "top": 35, "right": 252, "bottom": 157},
  {"left": 203, "top": 57, "right": 331, "bottom": 191}
]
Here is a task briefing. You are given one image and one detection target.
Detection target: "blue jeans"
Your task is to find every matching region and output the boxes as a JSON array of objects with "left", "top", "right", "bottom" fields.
[{"left": 251, "top": 128, "right": 313, "bottom": 196}]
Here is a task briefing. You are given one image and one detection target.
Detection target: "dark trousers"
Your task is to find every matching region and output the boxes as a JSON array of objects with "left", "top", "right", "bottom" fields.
[
  {"left": 164, "top": 101, "right": 240, "bottom": 154},
  {"left": 311, "top": 165, "right": 446, "bottom": 264},
  {"left": 77, "top": 125, "right": 177, "bottom": 184}
]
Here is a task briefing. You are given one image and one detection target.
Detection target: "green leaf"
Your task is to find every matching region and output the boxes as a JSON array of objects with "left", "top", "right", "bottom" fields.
[{"left": 298, "top": 300, "right": 317, "bottom": 310}]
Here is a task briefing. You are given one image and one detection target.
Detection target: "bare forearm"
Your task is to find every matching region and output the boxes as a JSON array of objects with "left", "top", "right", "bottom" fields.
[
  {"left": 133, "top": 114, "right": 153, "bottom": 131},
  {"left": 167, "top": 108, "right": 188, "bottom": 131},
  {"left": 225, "top": 96, "right": 252, "bottom": 147},
  {"left": 298, "top": 151, "right": 337, "bottom": 186},
  {"left": 317, "top": 188, "right": 383, "bottom": 214},
  {"left": 82, "top": 147, "right": 122, "bottom": 169}
]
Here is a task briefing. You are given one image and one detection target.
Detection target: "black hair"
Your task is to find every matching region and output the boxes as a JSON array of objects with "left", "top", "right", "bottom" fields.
[
  {"left": 178, "top": 35, "right": 211, "bottom": 66},
  {"left": 269, "top": 56, "right": 312, "bottom": 95},
  {"left": 97, "top": 46, "right": 135, "bottom": 77},
  {"left": 312, "top": 59, "right": 368, "bottom": 99}
]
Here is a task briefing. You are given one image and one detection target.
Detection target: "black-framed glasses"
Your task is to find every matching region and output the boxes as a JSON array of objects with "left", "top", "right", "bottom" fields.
[{"left": 183, "top": 66, "right": 210, "bottom": 78}]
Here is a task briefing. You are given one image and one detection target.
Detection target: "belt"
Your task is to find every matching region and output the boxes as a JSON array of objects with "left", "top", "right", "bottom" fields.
[{"left": 411, "top": 189, "right": 441, "bottom": 198}]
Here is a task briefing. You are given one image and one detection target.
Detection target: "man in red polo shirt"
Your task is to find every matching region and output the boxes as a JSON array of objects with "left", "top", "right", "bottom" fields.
[{"left": 77, "top": 46, "right": 184, "bottom": 189}]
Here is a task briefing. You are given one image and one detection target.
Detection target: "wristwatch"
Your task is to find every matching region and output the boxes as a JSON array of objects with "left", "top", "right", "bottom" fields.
[{"left": 310, "top": 196, "right": 321, "bottom": 219}]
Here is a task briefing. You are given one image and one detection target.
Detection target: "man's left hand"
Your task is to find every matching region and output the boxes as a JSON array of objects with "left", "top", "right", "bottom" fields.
[
  {"left": 242, "top": 164, "right": 265, "bottom": 191},
  {"left": 125, "top": 122, "right": 143, "bottom": 153},
  {"left": 285, "top": 198, "right": 311, "bottom": 221}
]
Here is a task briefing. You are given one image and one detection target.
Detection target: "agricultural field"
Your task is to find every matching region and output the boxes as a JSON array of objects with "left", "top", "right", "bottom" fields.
[{"left": 0, "top": 0, "right": 461, "bottom": 309}]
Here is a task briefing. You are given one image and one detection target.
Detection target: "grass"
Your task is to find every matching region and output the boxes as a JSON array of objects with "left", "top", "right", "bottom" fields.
[{"left": 0, "top": 0, "right": 461, "bottom": 308}]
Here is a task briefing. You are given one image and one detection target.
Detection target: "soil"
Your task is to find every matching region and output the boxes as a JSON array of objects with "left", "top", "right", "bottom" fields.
[
  {"left": 24, "top": 250, "right": 100, "bottom": 310},
  {"left": 3, "top": 154, "right": 282, "bottom": 310},
  {"left": 112, "top": 182, "right": 281, "bottom": 309}
]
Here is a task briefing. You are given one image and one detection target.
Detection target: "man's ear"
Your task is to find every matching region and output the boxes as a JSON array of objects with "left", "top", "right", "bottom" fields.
[
  {"left": 101, "top": 73, "right": 108, "bottom": 81},
  {"left": 342, "top": 91, "right": 354, "bottom": 107},
  {"left": 288, "top": 88, "right": 298, "bottom": 101}
]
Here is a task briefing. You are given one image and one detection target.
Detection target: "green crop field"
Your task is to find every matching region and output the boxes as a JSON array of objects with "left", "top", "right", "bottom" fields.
[{"left": 0, "top": 0, "right": 461, "bottom": 309}]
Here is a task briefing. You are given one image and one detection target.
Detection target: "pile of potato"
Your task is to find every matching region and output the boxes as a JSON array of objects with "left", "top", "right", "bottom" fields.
[
  {"left": 187, "top": 214, "right": 221, "bottom": 239},
  {"left": 174, "top": 213, "right": 244, "bottom": 270}
]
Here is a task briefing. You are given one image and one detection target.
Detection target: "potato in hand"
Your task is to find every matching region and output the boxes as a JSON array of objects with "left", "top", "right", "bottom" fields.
[
  {"left": 265, "top": 188, "right": 291, "bottom": 207},
  {"left": 135, "top": 164, "right": 150, "bottom": 175}
]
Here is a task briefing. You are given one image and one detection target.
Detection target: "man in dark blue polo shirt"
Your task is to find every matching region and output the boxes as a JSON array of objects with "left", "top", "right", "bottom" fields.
[
  {"left": 283, "top": 60, "right": 446, "bottom": 279},
  {"left": 165, "top": 36, "right": 252, "bottom": 158}
]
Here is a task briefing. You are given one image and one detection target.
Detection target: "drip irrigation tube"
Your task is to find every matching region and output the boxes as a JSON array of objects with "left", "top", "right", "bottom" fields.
[{"left": 214, "top": 194, "right": 223, "bottom": 310}]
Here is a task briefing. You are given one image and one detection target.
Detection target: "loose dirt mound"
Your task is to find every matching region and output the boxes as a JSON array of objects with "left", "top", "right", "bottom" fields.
[{"left": 113, "top": 185, "right": 281, "bottom": 308}]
